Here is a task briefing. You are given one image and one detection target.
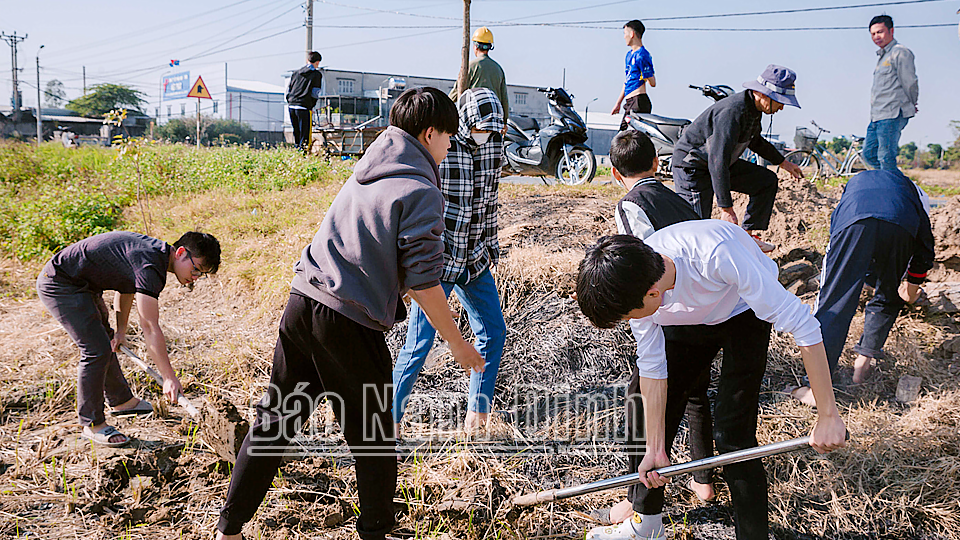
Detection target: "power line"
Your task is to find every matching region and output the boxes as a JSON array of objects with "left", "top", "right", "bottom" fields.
[
  {"left": 577, "top": 0, "right": 953, "bottom": 23},
  {"left": 48, "top": 0, "right": 258, "bottom": 59},
  {"left": 314, "top": 0, "right": 951, "bottom": 28}
]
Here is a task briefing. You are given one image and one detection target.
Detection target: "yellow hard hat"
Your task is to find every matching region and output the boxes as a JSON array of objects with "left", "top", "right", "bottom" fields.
[{"left": 472, "top": 27, "right": 494, "bottom": 45}]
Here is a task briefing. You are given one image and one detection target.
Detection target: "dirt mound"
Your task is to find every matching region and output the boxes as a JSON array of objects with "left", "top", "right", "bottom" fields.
[
  {"left": 716, "top": 171, "right": 839, "bottom": 254},
  {"left": 929, "top": 195, "right": 960, "bottom": 281}
]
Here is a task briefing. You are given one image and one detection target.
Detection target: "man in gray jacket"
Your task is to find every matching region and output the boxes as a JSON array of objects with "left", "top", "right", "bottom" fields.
[
  {"left": 864, "top": 15, "right": 919, "bottom": 171},
  {"left": 216, "top": 87, "right": 484, "bottom": 540}
]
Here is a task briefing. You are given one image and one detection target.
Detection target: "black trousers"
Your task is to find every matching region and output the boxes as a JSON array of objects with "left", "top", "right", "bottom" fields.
[
  {"left": 626, "top": 310, "right": 772, "bottom": 540},
  {"left": 673, "top": 159, "right": 779, "bottom": 231},
  {"left": 815, "top": 218, "right": 913, "bottom": 374},
  {"left": 625, "top": 330, "right": 714, "bottom": 486},
  {"left": 619, "top": 93, "right": 653, "bottom": 130},
  {"left": 218, "top": 292, "right": 396, "bottom": 539},
  {"left": 289, "top": 108, "right": 311, "bottom": 151}
]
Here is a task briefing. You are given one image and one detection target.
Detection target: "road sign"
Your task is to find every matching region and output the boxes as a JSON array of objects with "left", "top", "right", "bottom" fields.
[
  {"left": 186, "top": 75, "right": 212, "bottom": 99},
  {"left": 163, "top": 72, "right": 190, "bottom": 99}
]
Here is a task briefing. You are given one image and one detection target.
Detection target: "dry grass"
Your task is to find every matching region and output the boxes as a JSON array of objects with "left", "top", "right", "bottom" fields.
[{"left": 3, "top": 177, "right": 960, "bottom": 539}]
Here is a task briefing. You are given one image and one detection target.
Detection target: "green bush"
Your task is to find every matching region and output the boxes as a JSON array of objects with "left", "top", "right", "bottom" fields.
[{"left": 0, "top": 141, "right": 348, "bottom": 261}]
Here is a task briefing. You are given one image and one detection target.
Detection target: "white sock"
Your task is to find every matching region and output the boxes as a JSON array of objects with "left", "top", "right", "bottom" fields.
[{"left": 631, "top": 513, "right": 664, "bottom": 538}]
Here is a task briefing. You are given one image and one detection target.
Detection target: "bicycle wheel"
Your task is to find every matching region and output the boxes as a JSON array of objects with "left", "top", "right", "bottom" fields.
[
  {"left": 844, "top": 152, "right": 870, "bottom": 176},
  {"left": 781, "top": 150, "right": 821, "bottom": 181}
]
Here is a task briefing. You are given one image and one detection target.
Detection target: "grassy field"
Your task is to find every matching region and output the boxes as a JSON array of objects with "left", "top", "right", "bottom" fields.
[{"left": 2, "top": 143, "right": 960, "bottom": 539}]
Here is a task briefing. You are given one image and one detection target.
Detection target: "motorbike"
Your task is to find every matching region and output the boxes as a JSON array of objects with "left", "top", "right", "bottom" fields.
[
  {"left": 503, "top": 87, "right": 597, "bottom": 185},
  {"left": 624, "top": 84, "right": 734, "bottom": 175}
]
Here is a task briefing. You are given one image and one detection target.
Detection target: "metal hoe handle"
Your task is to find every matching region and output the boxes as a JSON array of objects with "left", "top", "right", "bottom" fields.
[
  {"left": 512, "top": 436, "right": 813, "bottom": 507},
  {"left": 119, "top": 344, "right": 200, "bottom": 417}
]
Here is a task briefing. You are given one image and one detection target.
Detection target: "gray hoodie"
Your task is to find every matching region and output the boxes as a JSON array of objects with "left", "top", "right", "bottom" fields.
[{"left": 291, "top": 126, "right": 445, "bottom": 331}]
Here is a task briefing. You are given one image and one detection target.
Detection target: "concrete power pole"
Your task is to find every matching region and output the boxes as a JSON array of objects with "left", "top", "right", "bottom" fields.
[
  {"left": 306, "top": 0, "right": 313, "bottom": 55},
  {"left": 1, "top": 32, "right": 27, "bottom": 111},
  {"left": 456, "top": 0, "right": 471, "bottom": 96},
  {"left": 36, "top": 45, "right": 44, "bottom": 145}
]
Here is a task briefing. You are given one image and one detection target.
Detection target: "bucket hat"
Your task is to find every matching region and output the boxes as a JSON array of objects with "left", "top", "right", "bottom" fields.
[{"left": 743, "top": 64, "right": 800, "bottom": 108}]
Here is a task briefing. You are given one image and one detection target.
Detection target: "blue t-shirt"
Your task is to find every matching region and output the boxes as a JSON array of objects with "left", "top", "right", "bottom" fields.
[{"left": 624, "top": 47, "right": 655, "bottom": 95}]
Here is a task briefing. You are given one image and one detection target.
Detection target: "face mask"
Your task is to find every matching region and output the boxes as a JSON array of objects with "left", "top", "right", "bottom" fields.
[{"left": 471, "top": 132, "right": 492, "bottom": 145}]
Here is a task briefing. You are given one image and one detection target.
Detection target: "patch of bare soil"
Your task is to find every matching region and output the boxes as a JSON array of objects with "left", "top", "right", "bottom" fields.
[{"left": 2, "top": 184, "right": 960, "bottom": 539}]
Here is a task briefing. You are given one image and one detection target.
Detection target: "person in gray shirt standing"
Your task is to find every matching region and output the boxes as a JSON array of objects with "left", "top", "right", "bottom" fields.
[{"left": 864, "top": 14, "right": 919, "bottom": 171}]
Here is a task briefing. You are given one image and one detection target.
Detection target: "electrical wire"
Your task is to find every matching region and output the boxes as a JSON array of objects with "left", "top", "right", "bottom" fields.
[{"left": 46, "top": 0, "right": 258, "bottom": 59}]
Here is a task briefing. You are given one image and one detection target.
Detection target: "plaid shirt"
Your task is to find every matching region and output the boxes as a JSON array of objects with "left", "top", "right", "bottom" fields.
[{"left": 439, "top": 88, "right": 505, "bottom": 284}]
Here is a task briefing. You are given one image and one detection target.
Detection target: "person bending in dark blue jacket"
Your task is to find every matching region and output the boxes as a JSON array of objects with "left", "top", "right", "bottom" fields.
[
  {"left": 286, "top": 51, "right": 324, "bottom": 151},
  {"left": 790, "top": 169, "right": 934, "bottom": 406}
]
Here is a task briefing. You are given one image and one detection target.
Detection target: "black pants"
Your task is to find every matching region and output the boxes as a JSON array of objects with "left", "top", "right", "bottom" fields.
[
  {"left": 627, "top": 310, "right": 772, "bottom": 540},
  {"left": 619, "top": 93, "right": 653, "bottom": 131},
  {"left": 218, "top": 292, "right": 396, "bottom": 539},
  {"left": 289, "top": 108, "right": 311, "bottom": 151},
  {"left": 815, "top": 218, "right": 913, "bottom": 374},
  {"left": 625, "top": 330, "right": 714, "bottom": 486},
  {"left": 673, "top": 159, "right": 779, "bottom": 231}
]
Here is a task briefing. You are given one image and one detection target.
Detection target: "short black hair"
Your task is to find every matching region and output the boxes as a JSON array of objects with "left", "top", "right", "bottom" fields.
[
  {"left": 624, "top": 20, "right": 645, "bottom": 38},
  {"left": 869, "top": 15, "right": 893, "bottom": 30},
  {"left": 174, "top": 232, "right": 221, "bottom": 274},
  {"left": 610, "top": 130, "right": 657, "bottom": 178},
  {"left": 576, "top": 235, "right": 665, "bottom": 329},
  {"left": 389, "top": 87, "right": 459, "bottom": 138},
  {"left": 307, "top": 51, "right": 322, "bottom": 63}
]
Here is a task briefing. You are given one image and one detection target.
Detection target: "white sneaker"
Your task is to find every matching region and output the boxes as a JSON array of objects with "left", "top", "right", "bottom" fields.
[{"left": 585, "top": 512, "right": 664, "bottom": 540}]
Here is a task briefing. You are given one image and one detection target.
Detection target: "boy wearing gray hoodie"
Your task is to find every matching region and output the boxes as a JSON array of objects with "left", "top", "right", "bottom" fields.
[{"left": 216, "top": 87, "right": 484, "bottom": 540}]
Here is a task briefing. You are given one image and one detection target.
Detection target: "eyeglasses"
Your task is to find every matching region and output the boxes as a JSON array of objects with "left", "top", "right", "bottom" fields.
[{"left": 185, "top": 250, "right": 210, "bottom": 278}]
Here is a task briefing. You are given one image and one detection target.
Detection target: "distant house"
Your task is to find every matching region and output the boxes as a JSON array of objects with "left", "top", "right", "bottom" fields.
[
  {"left": 0, "top": 106, "right": 148, "bottom": 143},
  {"left": 283, "top": 67, "right": 551, "bottom": 131}
]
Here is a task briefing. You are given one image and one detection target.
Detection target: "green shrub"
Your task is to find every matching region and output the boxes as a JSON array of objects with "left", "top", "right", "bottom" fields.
[{"left": 0, "top": 141, "right": 348, "bottom": 261}]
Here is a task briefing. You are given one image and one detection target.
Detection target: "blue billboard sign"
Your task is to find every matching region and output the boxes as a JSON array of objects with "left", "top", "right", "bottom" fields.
[{"left": 163, "top": 72, "right": 191, "bottom": 99}]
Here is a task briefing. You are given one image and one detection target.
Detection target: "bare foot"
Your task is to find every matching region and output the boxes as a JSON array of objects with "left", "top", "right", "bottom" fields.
[
  {"left": 786, "top": 385, "right": 817, "bottom": 407},
  {"left": 853, "top": 355, "right": 875, "bottom": 384},
  {"left": 610, "top": 499, "right": 633, "bottom": 523},
  {"left": 689, "top": 478, "right": 716, "bottom": 502},
  {"left": 215, "top": 532, "right": 241, "bottom": 540},
  {"left": 111, "top": 396, "right": 144, "bottom": 412},
  {"left": 464, "top": 411, "right": 489, "bottom": 432}
]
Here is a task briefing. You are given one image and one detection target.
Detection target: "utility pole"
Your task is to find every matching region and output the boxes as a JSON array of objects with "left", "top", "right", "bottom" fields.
[
  {"left": 305, "top": 0, "right": 313, "bottom": 56},
  {"left": 456, "top": 0, "right": 471, "bottom": 96},
  {"left": 36, "top": 45, "right": 44, "bottom": 145},
  {"left": 83, "top": 66, "right": 86, "bottom": 95},
  {"left": 1, "top": 31, "right": 27, "bottom": 111}
]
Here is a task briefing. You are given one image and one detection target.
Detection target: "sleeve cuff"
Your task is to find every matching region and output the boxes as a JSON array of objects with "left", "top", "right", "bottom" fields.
[{"left": 906, "top": 271, "right": 927, "bottom": 285}]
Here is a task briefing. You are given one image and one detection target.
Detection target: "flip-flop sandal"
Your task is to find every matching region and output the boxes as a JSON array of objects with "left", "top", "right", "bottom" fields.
[
  {"left": 110, "top": 399, "right": 154, "bottom": 417},
  {"left": 82, "top": 425, "right": 130, "bottom": 448}
]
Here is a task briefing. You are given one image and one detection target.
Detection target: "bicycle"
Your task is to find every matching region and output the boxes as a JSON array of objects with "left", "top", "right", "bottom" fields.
[{"left": 779, "top": 120, "right": 871, "bottom": 181}]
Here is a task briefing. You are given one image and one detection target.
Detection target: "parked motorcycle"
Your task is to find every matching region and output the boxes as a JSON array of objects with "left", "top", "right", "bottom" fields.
[
  {"left": 624, "top": 84, "right": 734, "bottom": 175},
  {"left": 503, "top": 87, "right": 596, "bottom": 185}
]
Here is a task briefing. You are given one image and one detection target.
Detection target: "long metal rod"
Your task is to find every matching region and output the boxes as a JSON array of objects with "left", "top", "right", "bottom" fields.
[
  {"left": 119, "top": 344, "right": 199, "bottom": 417},
  {"left": 513, "top": 436, "right": 811, "bottom": 507}
]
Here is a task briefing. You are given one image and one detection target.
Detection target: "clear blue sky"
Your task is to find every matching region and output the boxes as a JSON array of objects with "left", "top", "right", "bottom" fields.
[{"left": 4, "top": 0, "right": 959, "bottom": 146}]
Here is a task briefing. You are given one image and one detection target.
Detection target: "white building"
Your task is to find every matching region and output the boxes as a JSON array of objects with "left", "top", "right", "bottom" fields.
[
  {"left": 283, "top": 67, "right": 551, "bottom": 130},
  {"left": 155, "top": 63, "right": 285, "bottom": 134}
]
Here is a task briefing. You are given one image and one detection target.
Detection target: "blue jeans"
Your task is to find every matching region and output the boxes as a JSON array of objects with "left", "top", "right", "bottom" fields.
[
  {"left": 863, "top": 113, "right": 909, "bottom": 171},
  {"left": 392, "top": 268, "right": 506, "bottom": 423}
]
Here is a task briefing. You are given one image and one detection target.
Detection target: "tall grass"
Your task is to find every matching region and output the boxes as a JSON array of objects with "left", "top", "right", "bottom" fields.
[{"left": 0, "top": 142, "right": 346, "bottom": 260}]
